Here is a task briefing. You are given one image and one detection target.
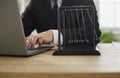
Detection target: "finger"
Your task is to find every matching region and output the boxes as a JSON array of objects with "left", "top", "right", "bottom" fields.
[
  {"left": 25, "top": 37, "right": 29, "bottom": 41},
  {"left": 31, "top": 36, "right": 39, "bottom": 49},
  {"left": 26, "top": 38, "right": 32, "bottom": 47},
  {"left": 38, "top": 37, "right": 44, "bottom": 46},
  {"left": 25, "top": 36, "right": 33, "bottom": 41}
]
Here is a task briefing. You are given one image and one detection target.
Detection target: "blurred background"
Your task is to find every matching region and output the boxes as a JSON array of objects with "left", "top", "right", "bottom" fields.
[{"left": 18, "top": 0, "right": 120, "bottom": 43}]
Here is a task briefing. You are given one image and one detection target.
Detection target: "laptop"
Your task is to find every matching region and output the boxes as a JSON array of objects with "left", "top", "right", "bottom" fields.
[{"left": 0, "top": 0, "right": 54, "bottom": 56}]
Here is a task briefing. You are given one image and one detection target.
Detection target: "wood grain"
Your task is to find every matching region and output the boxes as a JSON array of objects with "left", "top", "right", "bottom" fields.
[{"left": 0, "top": 43, "right": 120, "bottom": 78}]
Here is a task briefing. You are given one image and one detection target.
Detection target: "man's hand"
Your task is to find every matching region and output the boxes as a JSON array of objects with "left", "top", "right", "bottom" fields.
[{"left": 25, "top": 30, "right": 54, "bottom": 49}]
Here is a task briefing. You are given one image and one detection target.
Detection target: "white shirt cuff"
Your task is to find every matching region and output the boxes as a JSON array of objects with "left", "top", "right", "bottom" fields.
[{"left": 51, "top": 30, "right": 63, "bottom": 45}]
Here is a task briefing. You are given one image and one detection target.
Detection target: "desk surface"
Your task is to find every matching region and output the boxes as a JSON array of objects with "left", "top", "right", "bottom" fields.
[{"left": 0, "top": 43, "right": 120, "bottom": 78}]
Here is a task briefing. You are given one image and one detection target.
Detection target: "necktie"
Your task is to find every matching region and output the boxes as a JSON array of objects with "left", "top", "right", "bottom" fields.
[{"left": 53, "top": 0, "right": 58, "bottom": 11}]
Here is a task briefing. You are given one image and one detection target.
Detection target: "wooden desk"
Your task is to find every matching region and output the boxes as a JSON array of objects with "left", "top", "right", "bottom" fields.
[{"left": 0, "top": 43, "right": 120, "bottom": 78}]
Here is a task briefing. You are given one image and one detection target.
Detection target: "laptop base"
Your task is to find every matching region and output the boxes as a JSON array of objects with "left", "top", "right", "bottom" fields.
[{"left": 0, "top": 46, "right": 54, "bottom": 57}]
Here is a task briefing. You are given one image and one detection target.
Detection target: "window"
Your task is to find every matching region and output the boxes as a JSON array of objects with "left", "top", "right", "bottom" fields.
[{"left": 99, "top": 0, "right": 120, "bottom": 28}]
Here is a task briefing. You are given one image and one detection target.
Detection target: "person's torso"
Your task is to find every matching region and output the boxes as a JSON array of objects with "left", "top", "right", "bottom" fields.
[{"left": 30, "top": 0, "right": 93, "bottom": 32}]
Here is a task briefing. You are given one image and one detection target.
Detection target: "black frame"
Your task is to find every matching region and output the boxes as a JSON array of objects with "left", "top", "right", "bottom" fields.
[{"left": 53, "top": 6, "right": 100, "bottom": 55}]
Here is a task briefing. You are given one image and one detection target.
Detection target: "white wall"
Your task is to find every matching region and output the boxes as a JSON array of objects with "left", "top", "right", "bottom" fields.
[
  {"left": 18, "top": 0, "right": 30, "bottom": 14},
  {"left": 99, "top": 0, "right": 120, "bottom": 28},
  {"left": 93, "top": 0, "right": 99, "bottom": 11}
]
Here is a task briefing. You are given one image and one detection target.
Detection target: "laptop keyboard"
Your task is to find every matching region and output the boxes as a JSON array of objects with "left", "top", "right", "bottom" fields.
[{"left": 27, "top": 46, "right": 53, "bottom": 51}]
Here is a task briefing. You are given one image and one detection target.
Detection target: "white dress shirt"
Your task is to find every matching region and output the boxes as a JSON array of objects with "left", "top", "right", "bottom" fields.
[
  {"left": 51, "top": 0, "right": 63, "bottom": 9},
  {"left": 50, "top": 0, "right": 63, "bottom": 44}
]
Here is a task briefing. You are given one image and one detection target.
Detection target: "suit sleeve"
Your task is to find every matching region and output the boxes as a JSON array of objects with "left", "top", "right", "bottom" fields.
[{"left": 22, "top": 0, "right": 35, "bottom": 37}]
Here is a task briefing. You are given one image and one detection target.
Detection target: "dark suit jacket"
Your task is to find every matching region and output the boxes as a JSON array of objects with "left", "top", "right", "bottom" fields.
[{"left": 22, "top": 0, "right": 101, "bottom": 46}]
